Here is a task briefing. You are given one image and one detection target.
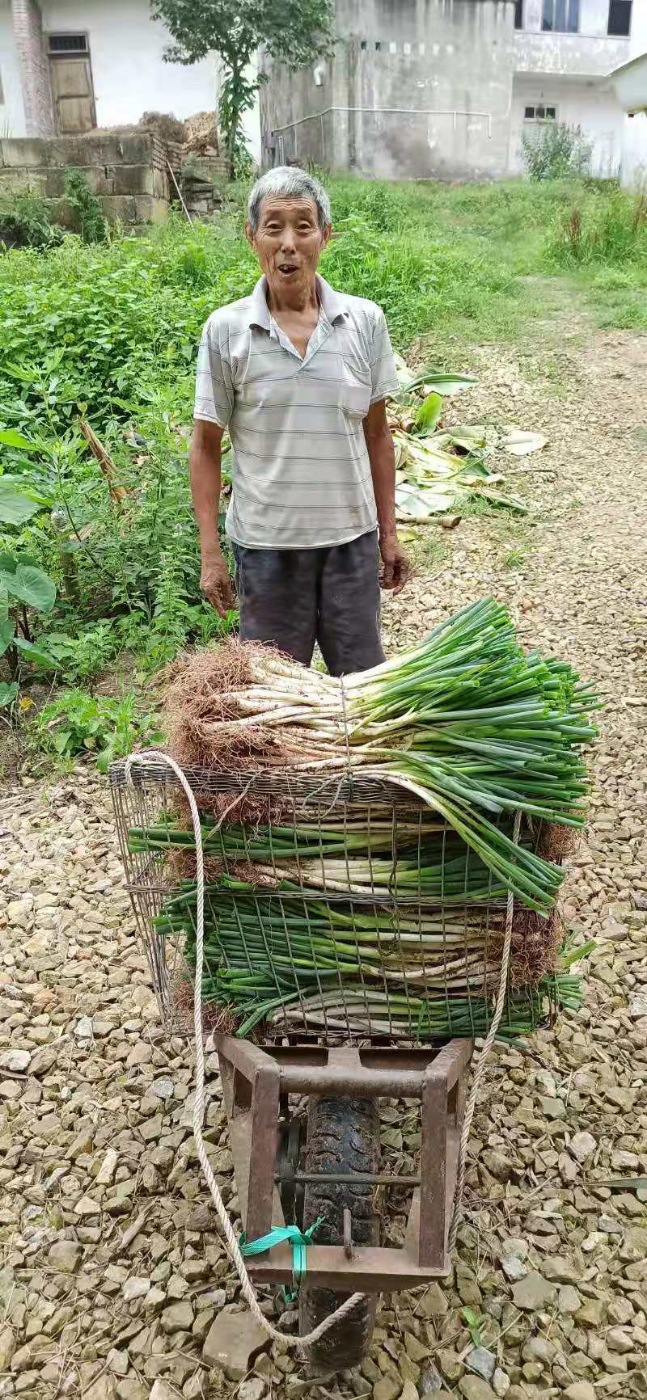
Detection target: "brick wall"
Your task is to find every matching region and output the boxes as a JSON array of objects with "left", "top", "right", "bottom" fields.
[{"left": 10, "top": 0, "right": 55, "bottom": 138}]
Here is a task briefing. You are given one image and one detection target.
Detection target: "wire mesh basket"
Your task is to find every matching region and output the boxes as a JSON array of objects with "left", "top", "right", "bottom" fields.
[{"left": 110, "top": 759, "right": 558, "bottom": 1045}]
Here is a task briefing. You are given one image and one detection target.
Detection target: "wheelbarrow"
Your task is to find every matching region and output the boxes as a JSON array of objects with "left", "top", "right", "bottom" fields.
[
  {"left": 110, "top": 757, "right": 519, "bottom": 1371},
  {"left": 218, "top": 1034, "right": 473, "bottom": 1369}
]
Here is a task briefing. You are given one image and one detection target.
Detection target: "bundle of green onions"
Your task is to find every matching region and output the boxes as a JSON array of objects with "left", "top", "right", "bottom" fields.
[
  {"left": 165, "top": 598, "right": 599, "bottom": 914},
  {"left": 151, "top": 886, "right": 582, "bottom": 1039},
  {"left": 129, "top": 818, "right": 512, "bottom": 902}
]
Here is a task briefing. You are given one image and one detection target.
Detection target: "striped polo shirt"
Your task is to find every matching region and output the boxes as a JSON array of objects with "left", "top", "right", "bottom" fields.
[{"left": 194, "top": 274, "right": 400, "bottom": 549}]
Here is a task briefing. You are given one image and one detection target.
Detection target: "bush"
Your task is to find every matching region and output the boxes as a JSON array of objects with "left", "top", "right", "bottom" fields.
[
  {"left": 521, "top": 123, "right": 592, "bottom": 182},
  {"left": 0, "top": 194, "right": 63, "bottom": 251},
  {"left": 64, "top": 169, "right": 110, "bottom": 245}
]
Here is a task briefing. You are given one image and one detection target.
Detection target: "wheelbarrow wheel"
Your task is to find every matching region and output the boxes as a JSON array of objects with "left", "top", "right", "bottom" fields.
[{"left": 299, "top": 1096, "right": 379, "bottom": 1374}]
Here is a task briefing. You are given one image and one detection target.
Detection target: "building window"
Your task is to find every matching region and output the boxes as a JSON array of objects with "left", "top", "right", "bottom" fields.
[
  {"left": 608, "top": 0, "right": 632, "bottom": 35},
  {"left": 515, "top": 0, "right": 524, "bottom": 28},
  {"left": 524, "top": 104, "right": 558, "bottom": 120},
  {"left": 48, "top": 33, "right": 89, "bottom": 54},
  {"left": 542, "top": 0, "right": 579, "bottom": 32}
]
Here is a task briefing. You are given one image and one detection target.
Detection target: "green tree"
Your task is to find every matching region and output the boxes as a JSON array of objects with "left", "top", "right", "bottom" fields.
[{"left": 150, "top": 0, "right": 334, "bottom": 174}]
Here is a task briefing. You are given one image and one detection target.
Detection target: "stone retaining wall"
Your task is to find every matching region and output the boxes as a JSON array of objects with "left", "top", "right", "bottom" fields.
[{"left": 0, "top": 130, "right": 171, "bottom": 223}]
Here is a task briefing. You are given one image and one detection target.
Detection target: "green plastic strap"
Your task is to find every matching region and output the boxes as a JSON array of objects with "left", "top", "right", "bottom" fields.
[{"left": 240, "top": 1217, "right": 324, "bottom": 1301}]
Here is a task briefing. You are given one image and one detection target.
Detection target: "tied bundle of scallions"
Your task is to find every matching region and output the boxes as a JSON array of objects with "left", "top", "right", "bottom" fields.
[
  {"left": 152, "top": 887, "right": 584, "bottom": 1040},
  {"left": 165, "top": 598, "right": 599, "bottom": 913}
]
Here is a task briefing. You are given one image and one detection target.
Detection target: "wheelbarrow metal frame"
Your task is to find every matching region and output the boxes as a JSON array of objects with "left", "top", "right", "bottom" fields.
[{"left": 218, "top": 1035, "right": 473, "bottom": 1294}]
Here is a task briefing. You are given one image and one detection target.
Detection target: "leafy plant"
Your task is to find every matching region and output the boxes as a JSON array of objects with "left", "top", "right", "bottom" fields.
[
  {"left": 33, "top": 689, "right": 163, "bottom": 771},
  {"left": 150, "top": 0, "right": 334, "bottom": 172},
  {"left": 0, "top": 193, "right": 63, "bottom": 251},
  {"left": 0, "top": 449, "right": 57, "bottom": 699},
  {"left": 64, "top": 169, "right": 110, "bottom": 245},
  {"left": 521, "top": 122, "right": 592, "bottom": 182}
]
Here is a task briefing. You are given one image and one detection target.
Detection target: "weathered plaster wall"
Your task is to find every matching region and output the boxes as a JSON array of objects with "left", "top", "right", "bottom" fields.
[{"left": 262, "top": 0, "right": 517, "bottom": 180}]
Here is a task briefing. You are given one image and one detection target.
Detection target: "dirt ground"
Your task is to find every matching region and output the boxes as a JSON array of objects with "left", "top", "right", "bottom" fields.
[{"left": 0, "top": 326, "right": 645, "bottom": 1400}]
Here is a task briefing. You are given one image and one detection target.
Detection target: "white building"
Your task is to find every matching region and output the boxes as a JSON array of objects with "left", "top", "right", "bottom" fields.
[
  {"left": 0, "top": 0, "right": 260, "bottom": 158},
  {"left": 1, "top": 0, "right": 643, "bottom": 184},
  {"left": 511, "top": 0, "right": 643, "bottom": 178},
  {"left": 261, "top": 0, "right": 646, "bottom": 182},
  {"left": 608, "top": 0, "right": 647, "bottom": 185}
]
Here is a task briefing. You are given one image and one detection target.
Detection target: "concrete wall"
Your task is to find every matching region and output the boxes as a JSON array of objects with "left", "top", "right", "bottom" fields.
[
  {"left": 0, "top": 128, "right": 171, "bottom": 219},
  {"left": 262, "top": 0, "right": 518, "bottom": 181},
  {"left": 0, "top": 0, "right": 26, "bottom": 135},
  {"left": 510, "top": 75, "right": 625, "bottom": 174}
]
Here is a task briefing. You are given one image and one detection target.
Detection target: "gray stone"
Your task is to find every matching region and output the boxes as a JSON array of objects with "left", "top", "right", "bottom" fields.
[
  {"left": 511, "top": 1272, "right": 556, "bottom": 1311},
  {"left": 202, "top": 1306, "right": 270, "bottom": 1380},
  {"left": 96, "top": 1149, "right": 118, "bottom": 1185},
  {"left": 238, "top": 1380, "right": 266, "bottom": 1400},
  {"left": 0, "top": 1328, "right": 16, "bottom": 1371},
  {"left": 419, "top": 1283, "right": 448, "bottom": 1317},
  {"left": 492, "top": 1372, "right": 510, "bottom": 1399},
  {"left": 481, "top": 1150, "right": 513, "bottom": 1182},
  {"left": 419, "top": 1365, "right": 445, "bottom": 1395},
  {"left": 558, "top": 1285, "right": 582, "bottom": 1314},
  {"left": 606, "top": 1327, "right": 632, "bottom": 1353},
  {"left": 598, "top": 1214, "right": 623, "bottom": 1234},
  {"left": 373, "top": 1378, "right": 402, "bottom": 1400},
  {"left": 563, "top": 1385, "right": 596, "bottom": 1400},
  {"left": 0, "top": 1050, "right": 30, "bottom": 1073},
  {"left": 466, "top": 1348, "right": 496, "bottom": 1382},
  {"left": 149, "top": 1384, "right": 176, "bottom": 1400},
  {"left": 48, "top": 1241, "right": 82, "bottom": 1274},
  {"left": 568, "top": 1132, "right": 597, "bottom": 1164},
  {"left": 160, "top": 1300, "right": 194, "bottom": 1334},
  {"left": 501, "top": 1254, "right": 527, "bottom": 1282},
  {"left": 458, "top": 1378, "right": 497, "bottom": 1400},
  {"left": 151, "top": 1077, "right": 175, "bottom": 1100},
  {"left": 74, "top": 1195, "right": 101, "bottom": 1216},
  {"left": 106, "top": 1351, "right": 129, "bottom": 1376},
  {"left": 122, "top": 1278, "right": 150, "bottom": 1302}
]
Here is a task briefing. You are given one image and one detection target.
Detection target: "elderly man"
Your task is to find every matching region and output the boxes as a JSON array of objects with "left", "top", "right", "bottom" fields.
[{"left": 190, "top": 166, "right": 409, "bottom": 676}]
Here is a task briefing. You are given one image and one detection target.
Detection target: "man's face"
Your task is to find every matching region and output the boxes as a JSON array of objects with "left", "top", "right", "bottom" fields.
[{"left": 245, "top": 196, "right": 331, "bottom": 296}]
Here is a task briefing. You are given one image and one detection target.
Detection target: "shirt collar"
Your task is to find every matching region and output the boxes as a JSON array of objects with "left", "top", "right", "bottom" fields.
[{"left": 247, "top": 274, "right": 348, "bottom": 331}]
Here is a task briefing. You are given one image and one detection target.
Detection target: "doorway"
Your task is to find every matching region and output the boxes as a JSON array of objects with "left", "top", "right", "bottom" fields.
[{"left": 48, "top": 33, "right": 96, "bottom": 134}]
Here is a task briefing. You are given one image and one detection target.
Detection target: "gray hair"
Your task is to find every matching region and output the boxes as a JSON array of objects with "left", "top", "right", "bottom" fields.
[{"left": 248, "top": 166, "right": 331, "bottom": 232}]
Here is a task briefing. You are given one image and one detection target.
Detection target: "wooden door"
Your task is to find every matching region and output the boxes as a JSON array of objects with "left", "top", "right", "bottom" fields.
[{"left": 49, "top": 55, "right": 96, "bottom": 134}]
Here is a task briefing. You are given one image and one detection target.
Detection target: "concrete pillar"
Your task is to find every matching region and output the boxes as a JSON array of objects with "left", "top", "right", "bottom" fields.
[{"left": 11, "top": 0, "right": 55, "bottom": 137}]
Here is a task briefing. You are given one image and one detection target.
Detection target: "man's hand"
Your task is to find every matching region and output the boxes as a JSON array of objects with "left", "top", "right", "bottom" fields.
[
  {"left": 200, "top": 550, "right": 235, "bottom": 618},
  {"left": 380, "top": 532, "right": 410, "bottom": 594}
]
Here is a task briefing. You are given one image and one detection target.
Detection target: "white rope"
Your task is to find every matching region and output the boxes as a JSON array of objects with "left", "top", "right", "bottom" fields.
[
  {"left": 448, "top": 808, "right": 522, "bottom": 1251},
  {"left": 124, "top": 750, "right": 364, "bottom": 1350}
]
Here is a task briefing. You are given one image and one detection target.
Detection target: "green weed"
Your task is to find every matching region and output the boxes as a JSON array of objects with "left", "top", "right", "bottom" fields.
[{"left": 32, "top": 688, "right": 163, "bottom": 771}]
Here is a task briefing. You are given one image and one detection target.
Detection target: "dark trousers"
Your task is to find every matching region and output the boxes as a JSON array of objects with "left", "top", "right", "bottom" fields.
[{"left": 233, "top": 529, "right": 384, "bottom": 677}]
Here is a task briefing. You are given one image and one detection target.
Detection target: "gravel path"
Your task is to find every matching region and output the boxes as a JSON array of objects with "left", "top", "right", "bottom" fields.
[{"left": 0, "top": 329, "right": 646, "bottom": 1400}]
